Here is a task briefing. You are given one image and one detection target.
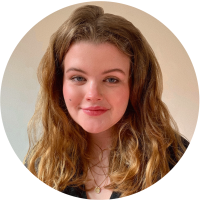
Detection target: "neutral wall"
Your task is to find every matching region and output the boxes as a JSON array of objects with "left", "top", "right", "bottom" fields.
[{"left": 1, "top": 2, "right": 198, "bottom": 162}]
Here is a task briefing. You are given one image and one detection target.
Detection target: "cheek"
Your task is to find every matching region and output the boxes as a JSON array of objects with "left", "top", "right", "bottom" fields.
[
  {"left": 112, "top": 87, "right": 129, "bottom": 107},
  {"left": 112, "top": 87, "right": 130, "bottom": 117},
  {"left": 63, "top": 84, "right": 82, "bottom": 108}
]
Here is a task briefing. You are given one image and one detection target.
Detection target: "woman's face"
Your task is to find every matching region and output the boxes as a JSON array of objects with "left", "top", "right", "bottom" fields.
[{"left": 63, "top": 41, "right": 130, "bottom": 134}]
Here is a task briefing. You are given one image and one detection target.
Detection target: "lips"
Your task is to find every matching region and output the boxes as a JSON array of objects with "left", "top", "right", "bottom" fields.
[{"left": 81, "top": 106, "right": 109, "bottom": 116}]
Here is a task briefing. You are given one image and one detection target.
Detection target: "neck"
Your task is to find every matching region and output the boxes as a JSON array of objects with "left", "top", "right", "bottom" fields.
[
  {"left": 87, "top": 128, "right": 113, "bottom": 160},
  {"left": 85, "top": 129, "right": 113, "bottom": 198}
]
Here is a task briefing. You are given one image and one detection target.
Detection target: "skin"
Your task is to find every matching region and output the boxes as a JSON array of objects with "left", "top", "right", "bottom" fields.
[
  {"left": 63, "top": 41, "right": 130, "bottom": 199},
  {"left": 63, "top": 41, "right": 130, "bottom": 134}
]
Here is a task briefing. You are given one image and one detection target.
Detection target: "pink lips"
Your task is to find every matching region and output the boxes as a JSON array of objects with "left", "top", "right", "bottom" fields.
[{"left": 82, "top": 106, "right": 109, "bottom": 116}]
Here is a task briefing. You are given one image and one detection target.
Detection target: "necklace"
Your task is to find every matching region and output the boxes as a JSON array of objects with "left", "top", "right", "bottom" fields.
[
  {"left": 89, "top": 161, "right": 109, "bottom": 175},
  {"left": 88, "top": 166, "right": 109, "bottom": 194},
  {"left": 88, "top": 142, "right": 110, "bottom": 193}
]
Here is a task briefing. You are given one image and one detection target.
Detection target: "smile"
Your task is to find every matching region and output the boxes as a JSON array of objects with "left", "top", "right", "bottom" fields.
[{"left": 81, "top": 106, "right": 109, "bottom": 116}]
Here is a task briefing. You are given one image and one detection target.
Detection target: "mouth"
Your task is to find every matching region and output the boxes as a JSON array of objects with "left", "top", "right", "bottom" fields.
[{"left": 81, "top": 106, "right": 109, "bottom": 116}]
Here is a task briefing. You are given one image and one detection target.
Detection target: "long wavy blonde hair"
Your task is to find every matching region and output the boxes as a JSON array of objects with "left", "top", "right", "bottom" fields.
[{"left": 25, "top": 5, "right": 187, "bottom": 197}]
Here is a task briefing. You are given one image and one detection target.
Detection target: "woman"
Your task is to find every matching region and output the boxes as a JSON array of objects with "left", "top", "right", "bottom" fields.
[{"left": 25, "top": 5, "right": 189, "bottom": 199}]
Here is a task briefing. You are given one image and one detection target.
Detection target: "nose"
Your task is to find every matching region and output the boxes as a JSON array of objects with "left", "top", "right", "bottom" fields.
[{"left": 85, "top": 81, "right": 103, "bottom": 102}]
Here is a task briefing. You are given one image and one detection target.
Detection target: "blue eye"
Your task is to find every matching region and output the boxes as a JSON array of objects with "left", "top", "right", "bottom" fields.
[
  {"left": 105, "top": 78, "right": 119, "bottom": 83},
  {"left": 71, "top": 76, "right": 86, "bottom": 82}
]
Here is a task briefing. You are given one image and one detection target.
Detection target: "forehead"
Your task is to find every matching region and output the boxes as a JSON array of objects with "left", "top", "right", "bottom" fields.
[{"left": 63, "top": 41, "right": 130, "bottom": 74}]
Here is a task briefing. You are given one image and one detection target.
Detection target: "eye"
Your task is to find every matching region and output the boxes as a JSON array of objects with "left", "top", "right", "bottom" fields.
[
  {"left": 104, "top": 77, "right": 119, "bottom": 83},
  {"left": 71, "top": 76, "right": 86, "bottom": 82}
]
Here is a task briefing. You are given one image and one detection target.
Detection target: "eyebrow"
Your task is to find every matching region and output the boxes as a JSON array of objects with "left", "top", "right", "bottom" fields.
[
  {"left": 65, "top": 68, "right": 125, "bottom": 75},
  {"left": 65, "top": 68, "right": 86, "bottom": 74},
  {"left": 102, "top": 69, "right": 125, "bottom": 75}
]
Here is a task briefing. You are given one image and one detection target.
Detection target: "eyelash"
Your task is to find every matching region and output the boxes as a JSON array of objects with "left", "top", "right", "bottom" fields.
[
  {"left": 104, "top": 78, "right": 119, "bottom": 83},
  {"left": 70, "top": 76, "right": 119, "bottom": 84},
  {"left": 71, "top": 76, "right": 86, "bottom": 82}
]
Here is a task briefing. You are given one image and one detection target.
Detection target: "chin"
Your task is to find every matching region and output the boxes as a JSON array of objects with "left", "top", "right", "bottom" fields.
[{"left": 81, "top": 125, "right": 108, "bottom": 134}]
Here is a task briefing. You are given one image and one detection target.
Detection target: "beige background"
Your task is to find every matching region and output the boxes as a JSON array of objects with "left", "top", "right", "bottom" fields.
[{"left": 1, "top": 1, "right": 198, "bottom": 162}]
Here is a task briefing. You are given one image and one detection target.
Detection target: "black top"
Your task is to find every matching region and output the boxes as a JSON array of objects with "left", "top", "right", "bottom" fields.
[
  {"left": 62, "top": 137, "right": 189, "bottom": 199},
  {"left": 62, "top": 186, "right": 121, "bottom": 199}
]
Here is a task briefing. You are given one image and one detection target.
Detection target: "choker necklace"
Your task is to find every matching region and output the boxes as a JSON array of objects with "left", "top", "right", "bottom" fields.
[{"left": 88, "top": 166, "right": 109, "bottom": 194}]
